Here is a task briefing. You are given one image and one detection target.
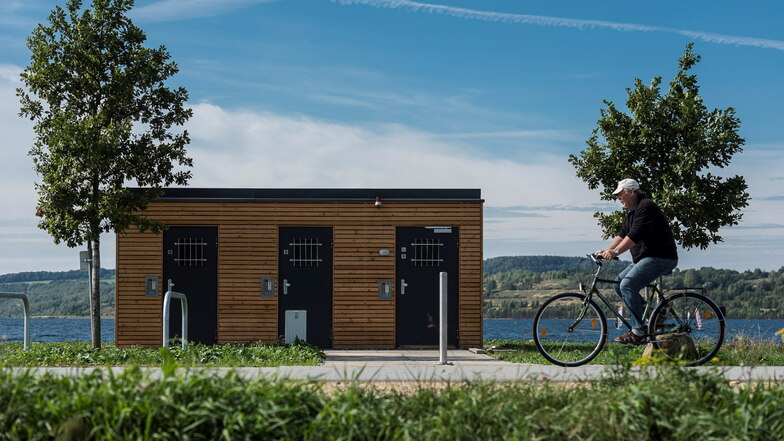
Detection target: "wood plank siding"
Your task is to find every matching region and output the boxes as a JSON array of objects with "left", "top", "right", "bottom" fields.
[{"left": 116, "top": 192, "right": 482, "bottom": 349}]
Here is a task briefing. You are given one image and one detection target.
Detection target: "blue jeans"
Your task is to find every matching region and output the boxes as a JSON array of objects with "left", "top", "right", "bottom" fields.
[{"left": 614, "top": 257, "right": 678, "bottom": 331}]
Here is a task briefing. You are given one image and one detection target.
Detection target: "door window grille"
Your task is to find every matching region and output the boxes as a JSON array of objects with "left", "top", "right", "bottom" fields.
[
  {"left": 410, "top": 238, "right": 443, "bottom": 267},
  {"left": 289, "top": 238, "right": 323, "bottom": 267},
  {"left": 174, "top": 237, "right": 208, "bottom": 266}
]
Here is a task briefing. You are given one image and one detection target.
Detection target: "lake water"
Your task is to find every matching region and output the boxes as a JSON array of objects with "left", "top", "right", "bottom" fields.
[
  {"left": 0, "top": 318, "right": 115, "bottom": 343},
  {"left": 1, "top": 318, "right": 783, "bottom": 344}
]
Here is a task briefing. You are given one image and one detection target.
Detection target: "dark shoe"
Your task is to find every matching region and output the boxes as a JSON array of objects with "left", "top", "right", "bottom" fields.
[{"left": 613, "top": 331, "right": 647, "bottom": 345}]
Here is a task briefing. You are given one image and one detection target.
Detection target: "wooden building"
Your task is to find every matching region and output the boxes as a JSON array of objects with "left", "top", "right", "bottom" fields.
[{"left": 115, "top": 188, "right": 483, "bottom": 349}]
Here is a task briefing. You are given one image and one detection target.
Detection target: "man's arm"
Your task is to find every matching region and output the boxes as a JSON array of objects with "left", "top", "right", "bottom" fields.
[{"left": 600, "top": 236, "right": 636, "bottom": 260}]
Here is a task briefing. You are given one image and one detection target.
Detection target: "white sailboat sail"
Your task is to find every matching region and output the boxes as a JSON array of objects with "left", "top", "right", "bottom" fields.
[{"left": 695, "top": 308, "right": 703, "bottom": 330}]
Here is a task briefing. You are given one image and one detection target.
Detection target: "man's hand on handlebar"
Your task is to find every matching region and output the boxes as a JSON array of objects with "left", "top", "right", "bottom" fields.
[{"left": 593, "top": 250, "right": 619, "bottom": 261}]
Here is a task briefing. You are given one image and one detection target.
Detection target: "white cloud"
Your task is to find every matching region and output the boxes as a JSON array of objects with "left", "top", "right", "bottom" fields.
[
  {"left": 0, "top": 65, "right": 36, "bottom": 206},
  {"left": 185, "top": 102, "right": 594, "bottom": 208},
  {"left": 132, "top": 0, "right": 279, "bottom": 23},
  {"left": 183, "top": 103, "right": 612, "bottom": 260},
  {"left": 335, "top": 0, "right": 784, "bottom": 52},
  {"left": 0, "top": 64, "right": 22, "bottom": 83}
]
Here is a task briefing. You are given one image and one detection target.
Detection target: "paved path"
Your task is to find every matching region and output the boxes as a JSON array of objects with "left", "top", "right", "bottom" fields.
[
  {"left": 323, "top": 349, "right": 503, "bottom": 367},
  {"left": 7, "top": 350, "right": 784, "bottom": 383}
]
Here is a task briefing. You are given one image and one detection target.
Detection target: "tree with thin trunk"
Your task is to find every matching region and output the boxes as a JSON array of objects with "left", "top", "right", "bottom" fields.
[
  {"left": 569, "top": 43, "right": 749, "bottom": 251},
  {"left": 18, "top": 0, "right": 192, "bottom": 349}
]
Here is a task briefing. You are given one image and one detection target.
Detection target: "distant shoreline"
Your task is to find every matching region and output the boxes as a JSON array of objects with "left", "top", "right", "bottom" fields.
[{"left": 4, "top": 316, "right": 115, "bottom": 319}]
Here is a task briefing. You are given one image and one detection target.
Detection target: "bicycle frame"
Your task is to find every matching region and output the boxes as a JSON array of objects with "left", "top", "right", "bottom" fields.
[
  {"left": 577, "top": 258, "right": 666, "bottom": 333},
  {"left": 577, "top": 256, "right": 713, "bottom": 336}
]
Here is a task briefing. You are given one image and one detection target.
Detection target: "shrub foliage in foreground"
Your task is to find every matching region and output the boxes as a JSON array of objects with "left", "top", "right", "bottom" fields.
[{"left": 2, "top": 367, "right": 784, "bottom": 440}]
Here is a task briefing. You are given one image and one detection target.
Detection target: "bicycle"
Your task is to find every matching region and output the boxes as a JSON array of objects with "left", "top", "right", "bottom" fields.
[{"left": 533, "top": 253, "right": 726, "bottom": 367}]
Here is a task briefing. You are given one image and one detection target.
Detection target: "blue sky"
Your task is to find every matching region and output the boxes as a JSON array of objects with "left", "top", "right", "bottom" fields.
[{"left": 1, "top": 0, "right": 783, "bottom": 273}]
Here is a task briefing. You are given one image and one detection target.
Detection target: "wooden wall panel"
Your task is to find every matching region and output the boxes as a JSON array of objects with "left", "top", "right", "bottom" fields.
[
  {"left": 217, "top": 224, "right": 277, "bottom": 343},
  {"left": 332, "top": 226, "right": 396, "bottom": 349},
  {"left": 116, "top": 201, "right": 483, "bottom": 348},
  {"left": 458, "top": 224, "right": 483, "bottom": 347},
  {"left": 115, "top": 231, "right": 162, "bottom": 347}
]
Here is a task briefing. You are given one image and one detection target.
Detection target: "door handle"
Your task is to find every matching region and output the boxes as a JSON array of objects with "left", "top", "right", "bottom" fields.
[
  {"left": 283, "top": 279, "right": 291, "bottom": 295},
  {"left": 400, "top": 279, "right": 408, "bottom": 295}
]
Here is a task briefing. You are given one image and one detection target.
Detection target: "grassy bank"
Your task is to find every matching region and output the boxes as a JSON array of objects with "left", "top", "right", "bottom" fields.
[
  {"left": 2, "top": 366, "right": 784, "bottom": 440},
  {"left": 486, "top": 338, "right": 784, "bottom": 366},
  {"left": 0, "top": 341, "right": 324, "bottom": 367}
]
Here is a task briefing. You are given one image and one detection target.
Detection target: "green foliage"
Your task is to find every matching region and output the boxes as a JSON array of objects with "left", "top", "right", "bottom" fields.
[
  {"left": 18, "top": 0, "right": 192, "bottom": 246},
  {"left": 632, "top": 349, "right": 690, "bottom": 367},
  {"left": 1, "top": 367, "right": 784, "bottom": 440},
  {"left": 484, "top": 256, "right": 784, "bottom": 319},
  {"left": 18, "top": 0, "right": 192, "bottom": 347},
  {"left": 0, "top": 341, "right": 324, "bottom": 367},
  {"left": 569, "top": 43, "right": 749, "bottom": 249}
]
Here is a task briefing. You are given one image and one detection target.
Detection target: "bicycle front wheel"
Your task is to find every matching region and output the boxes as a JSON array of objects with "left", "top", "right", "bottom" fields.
[
  {"left": 533, "top": 292, "right": 607, "bottom": 367},
  {"left": 648, "top": 292, "right": 725, "bottom": 366}
]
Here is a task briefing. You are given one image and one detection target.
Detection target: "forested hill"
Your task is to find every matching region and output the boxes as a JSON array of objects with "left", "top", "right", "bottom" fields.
[
  {"left": 0, "top": 269, "right": 115, "bottom": 284},
  {"left": 484, "top": 255, "right": 630, "bottom": 275},
  {"left": 0, "top": 269, "right": 115, "bottom": 318},
  {"left": 484, "top": 256, "right": 784, "bottom": 319}
]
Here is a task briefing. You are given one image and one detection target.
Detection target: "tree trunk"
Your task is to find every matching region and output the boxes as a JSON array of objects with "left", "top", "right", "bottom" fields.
[{"left": 90, "top": 237, "right": 102, "bottom": 349}]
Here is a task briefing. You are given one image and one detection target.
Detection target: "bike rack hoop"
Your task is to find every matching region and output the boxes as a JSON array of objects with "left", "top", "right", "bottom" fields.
[
  {"left": 162, "top": 290, "right": 188, "bottom": 349},
  {"left": 0, "top": 292, "right": 30, "bottom": 351}
]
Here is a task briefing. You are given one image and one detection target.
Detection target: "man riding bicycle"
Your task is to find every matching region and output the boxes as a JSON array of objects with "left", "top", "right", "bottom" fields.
[{"left": 598, "top": 179, "right": 678, "bottom": 345}]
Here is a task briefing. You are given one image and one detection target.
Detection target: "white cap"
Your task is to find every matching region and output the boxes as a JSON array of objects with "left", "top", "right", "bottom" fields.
[{"left": 612, "top": 178, "right": 640, "bottom": 195}]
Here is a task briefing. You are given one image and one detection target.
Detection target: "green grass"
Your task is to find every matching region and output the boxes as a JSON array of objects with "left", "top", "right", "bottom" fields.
[
  {"left": 0, "top": 341, "right": 324, "bottom": 367},
  {"left": 485, "top": 338, "right": 646, "bottom": 365},
  {"left": 485, "top": 338, "right": 784, "bottom": 366},
  {"left": 2, "top": 366, "right": 784, "bottom": 440},
  {"left": 713, "top": 336, "right": 784, "bottom": 366}
]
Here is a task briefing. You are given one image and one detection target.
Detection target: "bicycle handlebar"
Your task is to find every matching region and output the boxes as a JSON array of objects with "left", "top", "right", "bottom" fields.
[{"left": 587, "top": 252, "right": 618, "bottom": 265}]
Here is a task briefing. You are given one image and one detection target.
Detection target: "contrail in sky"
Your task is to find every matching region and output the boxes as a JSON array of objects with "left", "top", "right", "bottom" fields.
[{"left": 334, "top": 0, "right": 784, "bottom": 52}]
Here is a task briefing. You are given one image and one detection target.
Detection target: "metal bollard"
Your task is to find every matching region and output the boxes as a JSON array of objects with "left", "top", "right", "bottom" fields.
[{"left": 437, "top": 272, "right": 451, "bottom": 365}]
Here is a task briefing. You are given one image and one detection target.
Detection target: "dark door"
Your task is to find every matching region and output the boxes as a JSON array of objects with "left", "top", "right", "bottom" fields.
[
  {"left": 278, "top": 227, "right": 333, "bottom": 348},
  {"left": 163, "top": 227, "right": 218, "bottom": 345},
  {"left": 396, "top": 227, "right": 459, "bottom": 347}
]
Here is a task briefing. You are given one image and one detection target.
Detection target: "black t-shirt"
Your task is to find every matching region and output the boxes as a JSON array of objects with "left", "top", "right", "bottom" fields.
[{"left": 619, "top": 196, "right": 678, "bottom": 263}]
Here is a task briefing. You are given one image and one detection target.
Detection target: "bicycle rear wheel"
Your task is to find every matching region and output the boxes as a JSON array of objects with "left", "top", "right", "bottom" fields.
[
  {"left": 533, "top": 292, "right": 607, "bottom": 367},
  {"left": 648, "top": 292, "right": 725, "bottom": 366}
]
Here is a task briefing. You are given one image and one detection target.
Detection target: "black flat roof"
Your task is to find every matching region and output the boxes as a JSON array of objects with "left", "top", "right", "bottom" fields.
[{"left": 135, "top": 188, "right": 482, "bottom": 202}]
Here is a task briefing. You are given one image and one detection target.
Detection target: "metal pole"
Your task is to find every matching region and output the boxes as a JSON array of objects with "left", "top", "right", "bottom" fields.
[
  {"left": 1, "top": 292, "right": 30, "bottom": 350},
  {"left": 437, "top": 272, "right": 451, "bottom": 365},
  {"left": 23, "top": 297, "right": 29, "bottom": 351},
  {"left": 86, "top": 243, "right": 95, "bottom": 346}
]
